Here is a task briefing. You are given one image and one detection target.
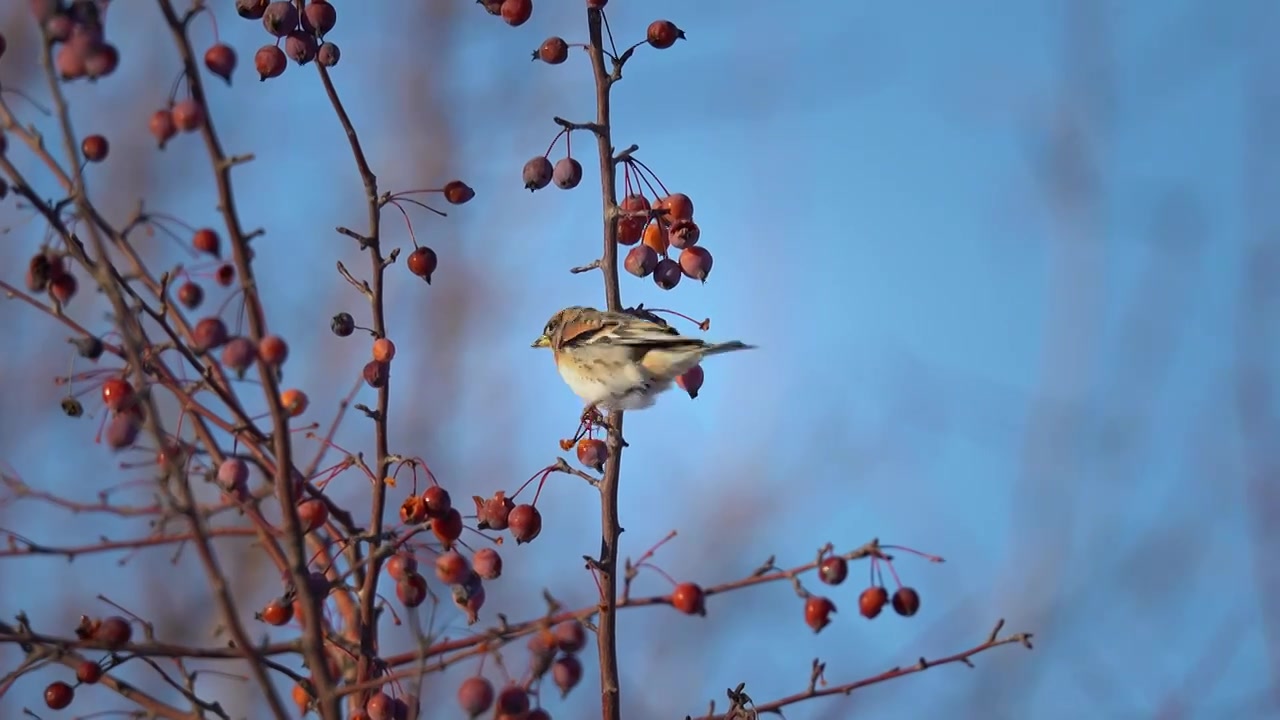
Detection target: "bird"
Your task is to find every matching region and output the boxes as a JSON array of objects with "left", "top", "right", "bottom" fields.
[{"left": 531, "top": 305, "right": 756, "bottom": 411}]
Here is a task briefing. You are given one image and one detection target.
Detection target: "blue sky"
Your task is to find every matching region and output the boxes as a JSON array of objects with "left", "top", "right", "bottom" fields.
[{"left": 0, "top": 1, "right": 1275, "bottom": 718}]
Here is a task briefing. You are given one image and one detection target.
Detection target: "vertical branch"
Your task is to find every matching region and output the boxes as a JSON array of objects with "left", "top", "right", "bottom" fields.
[{"left": 585, "top": 7, "right": 625, "bottom": 719}]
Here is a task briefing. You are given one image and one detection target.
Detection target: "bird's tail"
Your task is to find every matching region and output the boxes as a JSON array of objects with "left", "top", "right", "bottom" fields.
[{"left": 702, "top": 340, "right": 757, "bottom": 356}]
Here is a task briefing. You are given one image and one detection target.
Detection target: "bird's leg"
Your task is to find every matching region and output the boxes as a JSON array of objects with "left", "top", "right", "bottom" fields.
[{"left": 559, "top": 405, "right": 605, "bottom": 450}]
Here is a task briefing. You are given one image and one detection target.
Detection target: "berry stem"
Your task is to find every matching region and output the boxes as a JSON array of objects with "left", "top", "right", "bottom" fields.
[{"left": 880, "top": 544, "right": 946, "bottom": 563}]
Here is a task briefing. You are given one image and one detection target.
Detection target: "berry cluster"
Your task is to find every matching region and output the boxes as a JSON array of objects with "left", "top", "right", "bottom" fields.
[
  {"left": 236, "top": 0, "right": 340, "bottom": 77},
  {"left": 34, "top": 0, "right": 120, "bottom": 82},
  {"left": 38, "top": 614, "right": 133, "bottom": 710}
]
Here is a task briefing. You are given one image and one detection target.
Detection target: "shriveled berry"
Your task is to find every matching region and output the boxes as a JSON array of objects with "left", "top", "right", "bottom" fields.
[
  {"left": 618, "top": 194, "right": 650, "bottom": 245},
  {"left": 818, "top": 556, "right": 848, "bottom": 585},
  {"left": 81, "top": 134, "right": 108, "bottom": 162},
  {"left": 76, "top": 660, "right": 102, "bottom": 684},
  {"left": 477, "top": 492, "right": 515, "bottom": 530},
  {"left": 100, "top": 377, "right": 135, "bottom": 413},
  {"left": 553, "top": 157, "right": 583, "bottom": 189},
  {"left": 859, "top": 586, "right": 889, "bottom": 619},
  {"left": 84, "top": 44, "right": 119, "bottom": 79},
  {"left": 451, "top": 574, "right": 486, "bottom": 624},
  {"left": 535, "top": 36, "right": 569, "bottom": 64},
  {"left": 435, "top": 550, "right": 471, "bottom": 584},
  {"left": 508, "top": 504, "right": 542, "bottom": 544},
  {"left": 285, "top": 31, "right": 317, "bottom": 65},
  {"left": 193, "top": 228, "right": 220, "bottom": 257},
  {"left": 423, "top": 485, "right": 452, "bottom": 517},
  {"left": 260, "top": 598, "right": 294, "bottom": 626},
  {"left": 647, "top": 20, "right": 685, "bottom": 49},
  {"left": 259, "top": 334, "right": 289, "bottom": 366},
  {"left": 317, "top": 42, "right": 340, "bottom": 67},
  {"left": 805, "top": 595, "right": 837, "bottom": 633},
  {"left": 236, "top": 0, "right": 268, "bottom": 19},
  {"left": 372, "top": 337, "right": 396, "bottom": 362},
  {"left": 280, "top": 388, "right": 309, "bottom": 416},
  {"left": 172, "top": 99, "right": 205, "bottom": 132},
  {"left": 576, "top": 437, "right": 607, "bottom": 471},
  {"left": 255, "top": 44, "right": 286, "bottom": 80},
  {"left": 96, "top": 616, "right": 132, "bottom": 648},
  {"left": 552, "top": 654, "right": 583, "bottom": 697},
  {"left": 472, "top": 547, "right": 502, "bottom": 580},
  {"left": 496, "top": 685, "right": 530, "bottom": 714},
  {"left": 668, "top": 218, "right": 700, "bottom": 249},
  {"left": 678, "top": 246, "right": 713, "bottom": 282},
  {"left": 432, "top": 507, "right": 464, "bottom": 548},
  {"left": 652, "top": 258, "right": 682, "bottom": 290},
  {"left": 400, "top": 494, "right": 428, "bottom": 524},
  {"left": 72, "top": 336, "right": 104, "bottom": 360},
  {"left": 553, "top": 620, "right": 587, "bottom": 652},
  {"left": 671, "top": 582, "right": 706, "bottom": 616},
  {"left": 49, "top": 271, "right": 77, "bottom": 303},
  {"left": 204, "top": 43, "right": 237, "bottom": 83},
  {"left": 676, "top": 364, "right": 703, "bottom": 399},
  {"left": 331, "top": 312, "right": 355, "bottom": 336},
  {"left": 262, "top": 1, "right": 299, "bottom": 36},
  {"left": 406, "top": 246, "right": 438, "bottom": 283},
  {"left": 302, "top": 0, "right": 337, "bottom": 35},
  {"left": 385, "top": 551, "right": 417, "bottom": 582},
  {"left": 193, "top": 316, "right": 229, "bottom": 352},
  {"left": 643, "top": 220, "right": 669, "bottom": 256},
  {"left": 297, "top": 498, "right": 329, "bottom": 532},
  {"left": 892, "top": 587, "right": 921, "bottom": 617},
  {"left": 457, "top": 676, "right": 495, "bottom": 718},
  {"left": 363, "top": 360, "right": 389, "bottom": 388},
  {"left": 398, "top": 573, "right": 429, "bottom": 607},
  {"left": 443, "top": 179, "right": 475, "bottom": 204},
  {"left": 44, "top": 681, "right": 74, "bottom": 709},
  {"left": 527, "top": 630, "right": 557, "bottom": 677},
  {"left": 500, "top": 0, "right": 533, "bottom": 26},
  {"left": 105, "top": 413, "right": 140, "bottom": 450},
  {"left": 523, "top": 155, "right": 553, "bottom": 191},
  {"left": 149, "top": 109, "right": 177, "bottom": 148}
]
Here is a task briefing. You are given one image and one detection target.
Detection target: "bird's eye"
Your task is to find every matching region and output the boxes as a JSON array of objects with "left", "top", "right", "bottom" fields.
[{"left": 544, "top": 323, "right": 554, "bottom": 335}]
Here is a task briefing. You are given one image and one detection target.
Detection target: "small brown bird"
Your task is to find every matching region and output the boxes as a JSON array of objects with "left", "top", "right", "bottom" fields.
[{"left": 532, "top": 306, "right": 755, "bottom": 410}]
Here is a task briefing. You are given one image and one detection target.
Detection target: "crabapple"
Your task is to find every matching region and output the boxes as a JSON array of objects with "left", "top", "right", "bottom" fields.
[
  {"left": 659, "top": 192, "right": 694, "bottom": 221},
  {"left": 365, "top": 691, "right": 394, "bottom": 720},
  {"left": 401, "top": 494, "right": 428, "bottom": 524},
  {"left": 49, "top": 271, "right": 77, "bottom": 303},
  {"left": 192, "top": 228, "right": 220, "bottom": 257},
  {"left": 536, "top": 36, "right": 569, "bottom": 64},
  {"left": 457, "top": 676, "right": 494, "bottom": 717},
  {"left": 204, "top": 43, "right": 236, "bottom": 83},
  {"left": 553, "top": 654, "right": 583, "bottom": 697},
  {"left": 302, "top": 0, "right": 336, "bottom": 35},
  {"left": 406, "top": 246, "right": 438, "bottom": 282},
  {"left": 75, "top": 660, "right": 102, "bottom": 684},
  {"left": 523, "top": 155, "right": 553, "bottom": 190},
  {"left": 193, "top": 317, "right": 229, "bottom": 352},
  {"left": 668, "top": 218, "right": 700, "bottom": 249},
  {"left": 100, "top": 377, "right": 134, "bottom": 413},
  {"left": 553, "top": 157, "right": 582, "bottom": 189},
  {"left": 255, "top": 45, "right": 286, "bottom": 80},
  {"left": 652, "top": 258, "right": 682, "bottom": 290},
  {"left": 149, "top": 109, "right": 177, "bottom": 148},
  {"left": 217, "top": 457, "right": 249, "bottom": 488},
  {"left": 472, "top": 547, "right": 502, "bottom": 579},
  {"left": 576, "top": 437, "right": 608, "bottom": 471},
  {"left": 363, "top": 360, "right": 389, "bottom": 388},
  {"left": 96, "top": 616, "right": 132, "bottom": 648},
  {"left": 262, "top": 1, "right": 298, "bottom": 36},
  {"left": 317, "top": 42, "right": 340, "bottom": 67},
  {"left": 235, "top": 0, "right": 267, "bottom": 18},
  {"left": 285, "top": 31, "right": 317, "bottom": 65},
  {"left": 859, "top": 586, "right": 889, "bottom": 619},
  {"left": 432, "top": 507, "right": 464, "bottom": 547},
  {"left": 477, "top": 492, "right": 515, "bottom": 530},
  {"left": 804, "top": 595, "right": 837, "bottom": 633},
  {"left": 297, "top": 498, "right": 328, "bottom": 532},
  {"left": 221, "top": 336, "right": 258, "bottom": 375},
  {"left": 105, "top": 414, "right": 140, "bottom": 450},
  {"left": 676, "top": 364, "right": 703, "bottom": 399},
  {"left": 260, "top": 598, "right": 293, "bottom": 626},
  {"left": 647, "top": 20, "right": 685, "bottom": 49},
  {"left": 385, "top": 551, "right": 417, "bottom": 581},
  {"left": 44, "top": 681, "right": 74, "bottom": 709},
  {"left": 443, "top": 179, "right": 475, "bottom": 204},
  {"left": 678, "top": 246, "right": 713, "bottom": 282},
  {"left": 818, "top": 555, "right": 848, "bottom": 585},
  {"left": 496, "top": 685, "right": 530, "bottom": 714},
  {"left": 435, "top": 550, "right": 471, "bottom": 584},
  {"left": 81, "top": 134, "right": 108, "bottom": 162},
  {"left": 171, "top": 99, "right": 205, "bottom": 132},
  {"left": 892, "top": 586, "right": 921, "bottom": 616},
  {"left": 423, "top": 485, "right": 452, "bottom": 517},
  {"left": 643, "top": 220, "right": 669, "bottom": 256},
  {"left": 331, "top": 312, "right": 355, "bottom": 336},
  {"left": 279, "top": 388, "right": 309, "bottom": 416},
  {"left": 618, "top": 194, "right": 650, "bottom": 245},
  {"left": 671, "top": 582, "right": 706, "bottom": 615},
  {"left": 451, "top": 574, "right": 486, "bottom": 623},
  {"left": 84, "top": 44, "right": 119, "bottom": 79},
  {"left": 500, "top": 0, "right": 532, "bottom": 26},
  {"left": 258, "top": 334, "right": 288, "bottom": 366},
  {"left": 372, "top": 337, "right": 396, "bottom": 362},
  {"left": 554, "top": 620, "right": 587, "bottom": 652},
  {"left": 508, "top": 504, "right": 542, "bottom": 544},
  {"left": 397, "top": 572, "right": 429, "bottom": 607}
]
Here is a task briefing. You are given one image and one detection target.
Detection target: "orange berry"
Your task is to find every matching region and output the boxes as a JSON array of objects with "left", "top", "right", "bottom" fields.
[
  {"left": 193, "top": 228, "right": 220, "bottom": 257},
  {"left": 75, "top": 660, "right": 102, "bottom": 684},
  {"left": 372, "top": 337, "right": 396, "bottom": 362},
  {"left": 400, "top": 494, "right": 428, "bottom": 524},
  {"left": 81, "top": 134, "right": 109, "bottom": 162},
  {"left": 260, "top": 598, "right": 294, "bottom": 626},
  {"left": 804, "top": 595, "right": 837, "bottom": 633},
  {"left": 678, "top": 246, "right": 713, "bottom": 282},
  {"left": 100, "top": 377, "right": 135, "bottom": 413},
  {"left": 291, "top": 683, "right": 310, "bottom": 714},
  {"left": 297, "top": 498, "right": 329, "bottom": 532},
  {"left": 642, "top": 219, "right": 669, "bottom": 256},
  {"left": 258, "top": 334, "right": 289, "bottom": 366},
  {"left": 659, "top": 192, "right": 694, "bottom": 221},
  {"left": 280, "top": 388, "right": 309, "bottom": 416},
  {"left": 670, "top": 582, "right": 706, "bottom": 616},
  {"left": 407, "top": 246, "right": 438, "bottom": 283},
  {"left": 576, "top": 437, "right": 607, "bottom": 471},
  {"left": 646, "top": 20, "right": 685, "bottom": 49},
  {"left": 676, "top": 365, "right": 703, "bottom": 398}
]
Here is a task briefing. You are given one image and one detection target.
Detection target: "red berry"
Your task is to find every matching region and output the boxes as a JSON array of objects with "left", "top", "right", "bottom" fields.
[
  {"left": 500, "top": 0, "right": 532, "bottom": 26},
  {"left": 804, "top": 595, "right": 837, "bottom": 633},
  {"left": 523, "top": 155, "right": 553, "bottom": 191},
  {"left": 892, "top": 587, "right": 921, "bottom": 617},
  {"left": 262, "top": 1, "right": 299, "bottom": 36},
  {"left": 85, "top": 43, "right": 119, "bottom": 79},
  {"left": 668, "top": 218, "right": 700, "bottom": 249},
  {"left": 149, "top": 109, "right": 177, "bottom": 148},
  {"left": 55, "top": 42, "right": 85, "bottom": 79},
  {"left": 406, "top": 246, "right": 438, "bottom": 283},
  {"left": 385, "top": 551, "right": 417, "bottom": 582},
  {"left": 818, "top": 555, "right": 848, "bottom": 585},
  {"left": 671, "top": 582, "right": 706, "bottom": 616},
  {"left": 443, "top": 180, "right": 475, "bottom": 204},
  {"left": 44, "top": 681, "right": 74, "bottom": 709},
  {"left": 472, "top": 547, "right": 502, "bottom": 580},
  {"left": 652, "top": 257, "right": 682, "bottom": 290},
  {"left": 553, "top": 620, "right": 587, "bottom": 652},
  {"left": 217, "top": 457, "right": 249, "bottom": 489},
  {"left": 81, "top": 134, "right": 108, "bottom": 162},
  {"left": 172, "top": 99, "right": 205, "bottom": 132},
  {"left": 297, "top": 498, "right": 329, "bottom": 532},
  {"left": 422, "top": 485, "right": 452, "bottom": 517},
  {"left": 96, "top": 616, "right": 132, "bottom": 648},
  {"left": 221, "top": 336, "right": 258, "bottom": 375},
  {"left": 100, "top": 377, "right": 135, "bottom": 413},
  {"left": 255, "top": 44, "right": 287, "bottom": 80},
  {"left": 435, "top": 550, "right": 471, "bottom": 585},
  {"left": 678, "top": 246, "right": 713, "bottom": 282},
  {"left": 553, "top": 653, "right": 583, "bottom": 697},
  {"left": 553, "top": 157, "right": 583, "bottom": 189},
  {"left": 496, "top": 685, "right": 530, "bottom": 714},
  {"left": 260, "top": 598, "right": 294, "bottom": 626},
  {"left": 76, "top": 660, "right": 103, "bottom": 684},
  {"left": 285, "top": 31, "right": 317, "bottom": 65},
  {"left": 675, "top": 364, "right": 703, "bottom": 399},
  {"left": 193, "top": 316, "right": 229, "bottom": 352},
  {"left": 365, "top": 691, "right": 393, "bottom": 720},
  {"left": 236, "top": 0, "right": 268, "bottom": 18},
  {"left": 259, "top": 334, "right": 289, "bottom": 366},
  {"left": 302, "top": 0, "right": 337, "bottom": 35},
  {"left": 457, "top": 676, "right": 494, "bottom": 718},
  {"left": 508, "top": 504, "right": 542, "bottom": 544},
  {"left": 49, "top": 271, "right": 77, "bottom": 304},
  {"left": 105, "top": 414, "right": 141, "bottom": 450},
  {"left": 617, "top": 194, "right": 650, "bottom": 245},
  {"left": 363, "top": 360, "right": 389, "bottom": 388},
  {"left": 477, "top": 492, "right": 515, "bottom": 531},
  {"left": 859, "top": 586, "right": 889, "bottom": 619},
  {"left": 175, "top": 281, "right": 203, "bottom": 310},
  {"left": 575, "top": 437, "right": 607, "bottom": 471},
  {"left": 535, "top": 36, "right": 569, "bottom": 64},
  {"left": 646, "top": 20, "right": 685, "bottom": 49},
  {"left": 431, "top": 507, "right": 464, "bottom": 548},
  {"left": 372, "top": 337, "right": 396, "bottom": 362},
  {"left": 215, "top": 262, "right": 236, "bottom": 286},
  {"left": 451, "top": 575, "right": 486, "bottom": 624},
  {"left": 192, "top": 228, "right": 220, "bottom": 257},
  {"left": 317, "top": 42, "right": 340, "bottom": 67},
  {"left": 396, "top": 572, "right": 429, "bottom": 607},
  {"left": 204, "top": 43, "right": 237, "bottom": 83}
]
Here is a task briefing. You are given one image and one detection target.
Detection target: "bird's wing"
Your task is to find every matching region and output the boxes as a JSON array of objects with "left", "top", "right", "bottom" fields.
[{"left": 558, "top": 310, "right": 695, "bottom": 349}]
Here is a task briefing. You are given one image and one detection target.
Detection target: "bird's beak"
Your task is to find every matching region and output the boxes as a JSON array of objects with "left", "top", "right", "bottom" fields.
[{"left": 531, "top": 334, "right": 550, "bottom": 349}]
